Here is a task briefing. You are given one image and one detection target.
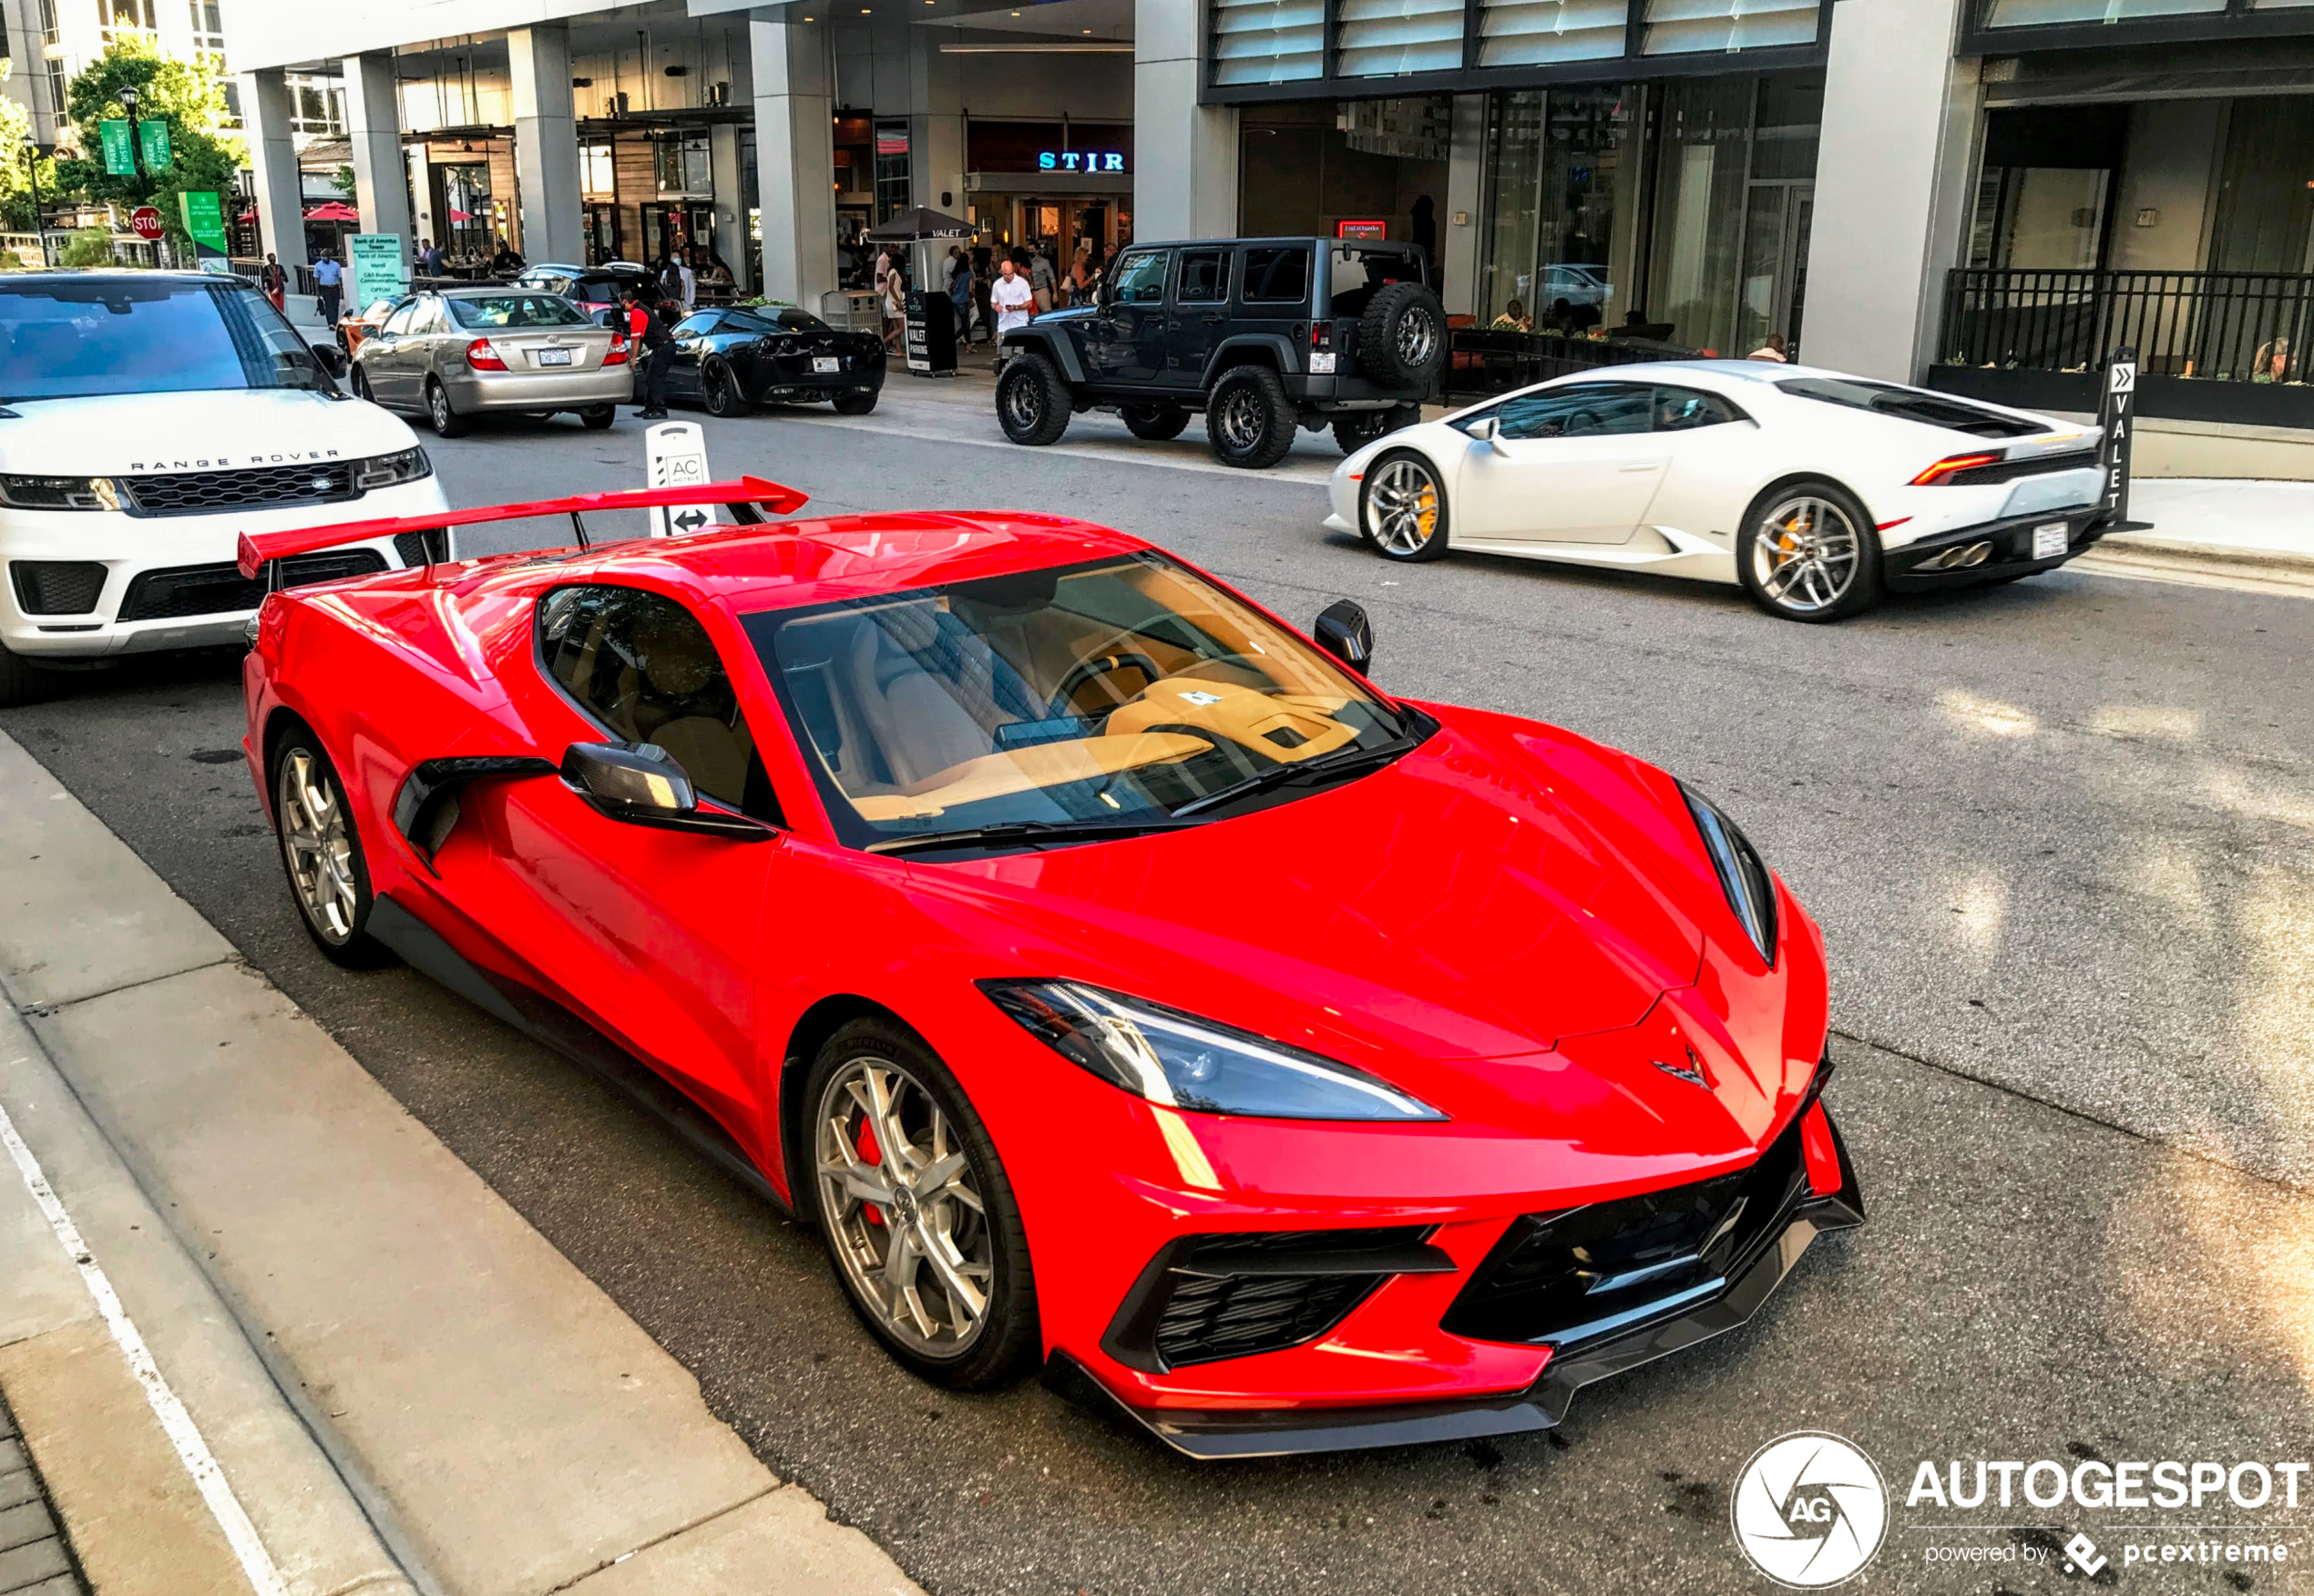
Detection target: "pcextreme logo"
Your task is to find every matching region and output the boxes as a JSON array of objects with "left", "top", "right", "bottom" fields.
[{"left": 1731, "top": 1431, "right": 1890, "bottom": 1588}]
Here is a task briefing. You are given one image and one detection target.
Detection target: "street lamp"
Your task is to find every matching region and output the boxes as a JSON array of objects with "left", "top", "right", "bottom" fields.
[
  {"left": 23, "top": 138, "right": 44, "bottom": 266},
  {"left": 118, "top": 83, "right": 145, "bottom": 180}
]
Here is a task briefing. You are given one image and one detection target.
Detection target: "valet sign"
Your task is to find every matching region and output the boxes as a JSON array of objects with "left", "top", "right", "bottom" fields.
[{"left": 1037, "top": 149, "right": 1126, "bottom": 174}]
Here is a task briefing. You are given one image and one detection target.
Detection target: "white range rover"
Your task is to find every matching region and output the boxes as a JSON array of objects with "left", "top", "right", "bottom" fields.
[{"left": 0, "top": 271, "right": 449, "bottom": 705}]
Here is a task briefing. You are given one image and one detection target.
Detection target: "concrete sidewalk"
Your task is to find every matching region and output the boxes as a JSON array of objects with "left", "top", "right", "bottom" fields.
[{"left": 0, "top": 728, "right": 921, "bottom": 1596}]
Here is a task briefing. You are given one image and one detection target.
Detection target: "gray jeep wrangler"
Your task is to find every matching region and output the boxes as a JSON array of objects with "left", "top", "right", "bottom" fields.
[{"left": 994, "top": 237, "right": 1448, "bottom": 469}]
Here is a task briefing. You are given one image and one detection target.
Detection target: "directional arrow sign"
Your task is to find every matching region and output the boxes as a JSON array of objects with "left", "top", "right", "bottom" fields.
[{"left": 643, "top": 421, "right": 714, "bottom": 537}]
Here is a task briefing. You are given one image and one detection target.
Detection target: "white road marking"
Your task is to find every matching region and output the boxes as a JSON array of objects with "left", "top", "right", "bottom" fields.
[{"left": 0, "top": 1094, "right": 289, "bottom": 1596}]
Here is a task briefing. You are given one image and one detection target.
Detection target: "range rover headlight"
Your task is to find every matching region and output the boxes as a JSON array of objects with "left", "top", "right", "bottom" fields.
[
  {"left": 0, "top": 475, "right": 111, "bottom": 510},
  {"left": 979, "top": 979, "right": 1444, "bottom": 1122},
  {"left": 353, "top": 446, "right": 432, "bottom": 491},
  {"left": 1680, "top": 783, "right": 1778, "bottom": 965}
]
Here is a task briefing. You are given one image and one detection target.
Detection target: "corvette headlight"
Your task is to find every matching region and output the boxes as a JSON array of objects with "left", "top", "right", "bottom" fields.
[
  {"left": 979, "top": 979, "right": 1444, "bottom": 1122},
  {"left": 1681, "top": 784, "right": 1778, "bottom": 965},
  {"left": 353, "top": 446, "right": 432, "bottom": 490}
]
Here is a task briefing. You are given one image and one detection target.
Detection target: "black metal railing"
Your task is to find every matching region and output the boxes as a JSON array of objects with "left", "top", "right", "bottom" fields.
[
  {"left": 1445, "top": 328, "right": 1696, "bottom": 398},
  {"left": 1939, "top": 268, "right": 2310, "bottom": 385}
]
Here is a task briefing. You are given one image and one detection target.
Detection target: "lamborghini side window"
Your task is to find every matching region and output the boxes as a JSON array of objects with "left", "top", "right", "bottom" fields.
[{"left": 537, "top": 584, "right": 780, "bottom": 821}]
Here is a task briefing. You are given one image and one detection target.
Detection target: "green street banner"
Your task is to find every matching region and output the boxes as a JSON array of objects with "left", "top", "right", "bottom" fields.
[
  {"left": 138, "top": 119, "right": 171, "bottom": 171},
  {"left": 179, "top": 189, "right": 230, "bottom": 271},
  {"left": 99, "top": 119, "right": 135, "bottom": 177}
]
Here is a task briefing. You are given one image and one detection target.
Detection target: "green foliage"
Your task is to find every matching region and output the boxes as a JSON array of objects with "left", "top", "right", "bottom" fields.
[
  {"left": 332, "top": 165, "right": 356, "bottom": 200},
  {"left": 59, "top": 226, "right": 114, "bottom": 268},
  {"left": 0, "top": 96, "right": 62, "bottom": 233},
  {"left": 54, "top": 37, "right": 244, "bottom": 251}
]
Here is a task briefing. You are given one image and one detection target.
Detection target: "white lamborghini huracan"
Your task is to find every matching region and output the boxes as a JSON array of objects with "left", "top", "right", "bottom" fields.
[{"left": 1325, "top": 362, "right": 2108, "bottom": 622}]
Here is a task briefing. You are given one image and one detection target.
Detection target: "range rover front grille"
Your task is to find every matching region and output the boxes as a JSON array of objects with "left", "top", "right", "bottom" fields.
[
  {"left": 121, "top": 462, "right": 359, "bottom": 517},
  {"left": 117, "top": 550, "right": 388, "bottom": 622}
]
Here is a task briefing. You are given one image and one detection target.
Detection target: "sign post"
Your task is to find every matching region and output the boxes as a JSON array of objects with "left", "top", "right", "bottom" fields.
[
  {"left": 2095, "top": 343, "right": 2137, "bottom": 531},
  {"left": 347, "top": 233, "right": 408, "bottom": 314},
  {"left": 644, "top": 422, "right": 715, "bottom": 537},
  {"left": 179, "top": 190, "right": 230, "bottom": 271}
]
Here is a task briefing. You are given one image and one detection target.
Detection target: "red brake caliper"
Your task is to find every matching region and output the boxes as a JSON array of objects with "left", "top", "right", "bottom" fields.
[{"left": 855, "top": 1116, "right": 885, "bottom": 1226}]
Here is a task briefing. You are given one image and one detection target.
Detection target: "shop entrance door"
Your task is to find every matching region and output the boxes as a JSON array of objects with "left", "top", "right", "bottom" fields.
[
  {"left": 585, "top": 203, "right": 622, "bottom": 266},
  {"left": 432, "top": 161, "right": 493, "bottom": 266},
  {"left": 1736, "top": 182, "right": 1812, "bottom": 359},
  {"left": 641, "top": 202, "right": 717, "bottom": 267}
]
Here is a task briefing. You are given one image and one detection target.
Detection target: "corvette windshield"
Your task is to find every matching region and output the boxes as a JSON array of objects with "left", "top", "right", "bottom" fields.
[{"left": 744, "top": 554, "right": 1413, "bottom": 852}]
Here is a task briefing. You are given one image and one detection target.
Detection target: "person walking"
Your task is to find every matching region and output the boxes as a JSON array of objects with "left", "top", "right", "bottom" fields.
[
  {"left": 623, "top": 282, "right": 677, "bottom": 420},
  {"left": 1029, "top": 240, "right": 1057, "bottom": 315},
  {"left": 989, "top": 256, "right": 1033, "bottom": 370},
  {"left": 259, "top": 252, "right": 287, "bottom": 313},
  {"left": 675, "top": 248, "right": 698, "bottom": 313},
  {"left": 312, "top": 250, "right": 343, "bottom": 330},
  {"left": 881, "top": 257, "right": 908, "bottom": 355},
  {"left": 947, "top": 246, "right": 975, "bottom": 344}
]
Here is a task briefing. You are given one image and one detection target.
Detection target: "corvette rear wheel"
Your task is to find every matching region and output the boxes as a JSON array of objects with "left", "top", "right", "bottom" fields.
[
  {"left": 808, "top": 1018, "right": 1038, "bottom": 1388},
  {"left": 1737, "top": 481, "right": 1883, "bottom": 622},
  {"left": 1360, "top": 449, "right": 1449, "bottom": 561},
  {"left": 271, "top": 733, "right": 394, "bottom": 968},
  {"left": 701, "top": 358, "right": 748, "bottom": 418}
]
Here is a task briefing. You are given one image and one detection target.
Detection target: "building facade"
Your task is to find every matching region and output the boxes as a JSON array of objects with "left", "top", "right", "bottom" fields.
[{"left": 230, "top": 0, "right": 2314, "bottom": 469}]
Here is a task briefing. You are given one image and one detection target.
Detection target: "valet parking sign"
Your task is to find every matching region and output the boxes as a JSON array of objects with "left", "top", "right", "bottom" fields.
[{"left": 1731, "top": 1432, "right": 2307, "bottom": 1587}]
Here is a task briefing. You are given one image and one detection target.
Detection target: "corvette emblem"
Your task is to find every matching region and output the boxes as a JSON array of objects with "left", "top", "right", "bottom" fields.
[{"left": 1655, "top": 1045, "right": 1711, "bottom": 1089}]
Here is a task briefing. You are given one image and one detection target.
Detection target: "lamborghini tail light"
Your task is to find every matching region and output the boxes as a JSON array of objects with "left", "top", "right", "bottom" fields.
[
  {"left": 1910, "top": 451, "right": 2002, "bottom": 486},
  {"left": 464, "top": 338, "right": 507, "bottom": 372}
]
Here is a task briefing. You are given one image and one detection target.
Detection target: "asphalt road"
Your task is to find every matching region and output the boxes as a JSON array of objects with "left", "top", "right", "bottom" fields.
[{"left": 5, "top": 398, "right": 2311, "bottom": 1595}]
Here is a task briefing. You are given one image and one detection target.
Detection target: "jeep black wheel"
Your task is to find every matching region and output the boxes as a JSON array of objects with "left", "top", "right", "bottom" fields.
[
  {"left": 1358, "top": 281, "right": 1448, "bottom": 387},
  {"left": 997, "top": 354, "right": 1070, "bottom": 445},
  {"left": 1121, "top": 404, "right": 1189, "bottom": 442},
  {"left": 1206, "top": 364, "right": 1295, "bottom": 469},
  {"left": 1331, "top": 405, "right": 1417, "bottom": 455}
]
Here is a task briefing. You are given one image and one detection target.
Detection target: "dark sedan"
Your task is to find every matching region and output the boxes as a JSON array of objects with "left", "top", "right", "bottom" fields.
[{"left": 662, "top": 304, "right": 884, "bottom": 417}]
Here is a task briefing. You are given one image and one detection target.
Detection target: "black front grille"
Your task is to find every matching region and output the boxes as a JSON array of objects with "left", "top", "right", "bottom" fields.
[
  {"left": 393, "top": 528, "right": 450, "bottom": 567},
  {"left": 1440, "top": 1110, "right": 1812, "bottom": 1350},
  {"left": 117, "top": 550, "right": 388, "bottom": 622},
  {"left": 121, "top": 462, "right": 359, "bottom": 517},
  {"left": 1105, "top": 1226, "right": 1444, "bottom": 1372},
  {"left": 10, "top": 560, "right": 107, "bottom": 615}
]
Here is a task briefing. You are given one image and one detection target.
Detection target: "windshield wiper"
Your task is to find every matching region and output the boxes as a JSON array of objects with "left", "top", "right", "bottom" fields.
[
  {"left": 865, "top": 817, "right": 1196, "bottom": 856},
  {"left": 1172, "top": 732, "right": 1423, "bottom": 819}
]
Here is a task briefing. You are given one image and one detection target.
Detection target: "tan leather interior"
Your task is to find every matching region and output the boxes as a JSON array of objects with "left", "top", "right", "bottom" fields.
[{"left": 852, "top": 732, "right": 1214, "bottom": 821}]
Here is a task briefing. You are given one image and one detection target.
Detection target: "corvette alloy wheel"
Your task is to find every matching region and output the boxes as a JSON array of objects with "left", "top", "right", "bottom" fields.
[
  {"left": 278, "top": 747, "right": 360, "bottom": 943},
  {"left": 1362, "top": 454, "right": 1448, "bottom": 560},
  {"left": 816, "top": 1055, "right": 997, "bottom": 1358},
  {"left": 1751, "top": 494, "right": 1860, "bottom": 616}
]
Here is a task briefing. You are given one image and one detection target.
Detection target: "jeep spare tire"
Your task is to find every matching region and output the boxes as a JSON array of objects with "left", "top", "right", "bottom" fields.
[{"left": 1358, "top": 281, "right": 1447, "bottom": 386}]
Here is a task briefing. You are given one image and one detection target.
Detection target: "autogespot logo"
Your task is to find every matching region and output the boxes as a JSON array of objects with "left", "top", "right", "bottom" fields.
[{"left": 1732, "top": 1432, "right": 1890, "bottom": 1588}]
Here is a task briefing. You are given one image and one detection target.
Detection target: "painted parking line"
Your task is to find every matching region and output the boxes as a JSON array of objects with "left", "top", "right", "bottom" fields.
[{"left": 0, "top": 1093, "right": 288, "bottom": 1596}]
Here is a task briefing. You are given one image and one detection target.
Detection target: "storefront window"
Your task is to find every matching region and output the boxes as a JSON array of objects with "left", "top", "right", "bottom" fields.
[
  {"left": 1645, "top": 75, "right": 1819, "bottom": 356},
  {"left": 1238, "top": 98, "right": 1450, "bottom": 251},
  {"left": 2207, "top": 96, "right": 2314, "bottom": 273},
  {"left": 1478, "top": 92, "right": 1542, "bottom": 325}
]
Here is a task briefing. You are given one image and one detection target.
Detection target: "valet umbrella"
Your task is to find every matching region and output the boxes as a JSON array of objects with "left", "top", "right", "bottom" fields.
[{"left": 862, "top": 206, "right": 969, "bottom": 241}]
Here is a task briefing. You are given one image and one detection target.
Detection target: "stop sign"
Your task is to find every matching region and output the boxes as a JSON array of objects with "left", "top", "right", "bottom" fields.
[{"left": 128, "top": 205, "right": 163, "bottom": 241}]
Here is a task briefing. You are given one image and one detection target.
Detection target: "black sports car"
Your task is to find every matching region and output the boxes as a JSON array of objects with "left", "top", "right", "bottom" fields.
[{"left": 660, "top": 305, "right": 885, "bottom": 417}]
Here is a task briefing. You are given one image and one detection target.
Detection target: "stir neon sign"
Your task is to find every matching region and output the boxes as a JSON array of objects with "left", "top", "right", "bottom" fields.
[{"left": 1038, "top": 150, "right": 1127, "bottom": 173}]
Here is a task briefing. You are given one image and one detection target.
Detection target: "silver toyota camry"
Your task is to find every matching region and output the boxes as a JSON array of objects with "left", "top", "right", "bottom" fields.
[{"left": 349, "top": 287, "right": 630, "bottom": 437}]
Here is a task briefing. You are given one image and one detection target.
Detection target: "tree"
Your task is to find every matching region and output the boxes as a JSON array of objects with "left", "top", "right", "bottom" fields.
[
  {"left": 54, "top": 37, "right": 245, "bottom": 251},
  {"left": 0, "top": 93, "right": 63, "bottom": 234}
]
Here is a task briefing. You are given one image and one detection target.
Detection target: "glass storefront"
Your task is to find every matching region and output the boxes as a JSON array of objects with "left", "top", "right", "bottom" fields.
[{"left": 1474, "top": 73, "right": 1821, "bottom": 357}]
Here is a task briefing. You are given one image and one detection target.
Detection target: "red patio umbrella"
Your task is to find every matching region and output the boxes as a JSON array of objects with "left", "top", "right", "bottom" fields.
[{"left": 303, "top": 201, "right": 360, "bottom": 222}]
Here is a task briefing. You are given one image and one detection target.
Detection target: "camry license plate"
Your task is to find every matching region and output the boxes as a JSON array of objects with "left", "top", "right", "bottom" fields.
[
  {"left": 814, "top": 356, "right": 841, "bottom": 373},
  {"left": 2032, "top": 521, "right": 2069, "bottom": 559},
  {"left": 535, "top": 348, "right": 574, "bottom": 367}
]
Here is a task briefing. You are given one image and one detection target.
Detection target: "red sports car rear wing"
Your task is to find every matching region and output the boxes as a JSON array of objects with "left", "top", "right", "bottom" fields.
[{"left": 234, "top": 475, "right": 811, "bottom": 579}]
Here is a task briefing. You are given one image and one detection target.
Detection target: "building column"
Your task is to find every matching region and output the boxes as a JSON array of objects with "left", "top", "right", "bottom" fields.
[
  {"left": 406, "top": 144, "right": 438, "bottom": 259},
  {"left": 1803, "top": 0, "right": 1983, "bottom": 380},
  {"left": 749, "top": 15, "right": 836, "bottom": 310},
  {"left": 1440, "top": 93, "right": 1486, "bottom": 316},
  {"left": 909, "top": 30, "right": 965, "bottom": 218},
  {"left": 509, "top": 24, "right": 585, "bottom": 264},
  {"left": 239, "top": 68, "right": 308, "bottom": 268},
  {"left": 709, "top": 121, "right": 751, "bottom": 292},
  {"left": 341, "top": 52, "right": 411, "bottom": 244},
  {"left": 1134, "top": 0, "right": 1237, "bottom": 239}
]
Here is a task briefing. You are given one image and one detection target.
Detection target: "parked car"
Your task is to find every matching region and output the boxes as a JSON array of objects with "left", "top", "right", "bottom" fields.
[
  {"left": 0, "top": 271, "right": 445, "bottom": 707},
  {"left": 1329, "top": 361, "right": 2110, "bottom": 621},
  {"left": 349, "top": 287, "right": 631, "bottom": 437},
  {"left": 997, "top": 236, "right": 1448, "bottom": 468},
  {"left": 660, "top": 303, "right": 885, "bottom": 417},
  {"left": 511, "top": 261, "right": 650, "bottom": 322},
  {"left": 336, "top": 295, "right": 405, "bottom": 356},
  {"left": 238, "top": 478, "right": 1862, "bottom": 1458}
]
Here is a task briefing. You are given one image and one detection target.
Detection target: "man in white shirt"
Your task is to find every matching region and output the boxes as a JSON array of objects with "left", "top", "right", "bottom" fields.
[
  {"left": 676, "top": 250, "right": 698, "bottom": 312},
  {"left": 988, "top": 258, "right": 1033, "bottom": 370}
]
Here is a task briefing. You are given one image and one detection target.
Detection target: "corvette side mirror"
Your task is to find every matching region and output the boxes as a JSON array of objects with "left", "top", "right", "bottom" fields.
[
  {"left": 1313, "top": 599, "right": 1374, "bottom": 672},
  {"left": 559, "top": 742, "right": 773, "bottom": 842}
]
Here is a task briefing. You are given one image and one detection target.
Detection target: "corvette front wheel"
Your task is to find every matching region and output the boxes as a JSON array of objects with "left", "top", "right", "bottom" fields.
[
  {"left": 271, "top": 732, "right": 394, "bottom": 968},
  {"left": 807, "top": 1018, "right": 1039, "bottom": 1389}
]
